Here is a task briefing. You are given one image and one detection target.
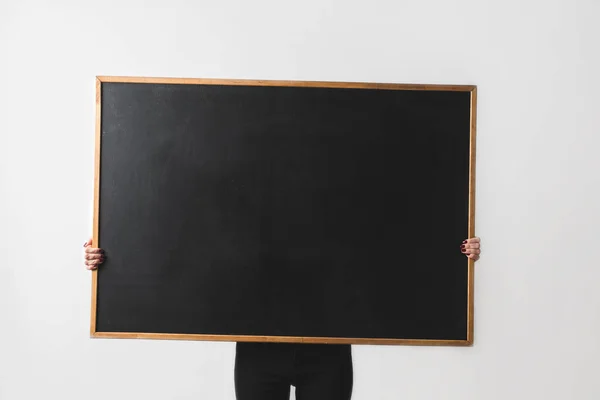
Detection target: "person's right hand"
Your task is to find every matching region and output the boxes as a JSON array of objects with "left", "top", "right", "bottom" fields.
[{"left": 83, "top": 238, "right": 105, "bottom": 270}]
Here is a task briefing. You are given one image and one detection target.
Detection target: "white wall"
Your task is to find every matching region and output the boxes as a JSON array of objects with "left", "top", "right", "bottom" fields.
[{"left": 1, "top": 0, "right": 599, "bottom": 399}]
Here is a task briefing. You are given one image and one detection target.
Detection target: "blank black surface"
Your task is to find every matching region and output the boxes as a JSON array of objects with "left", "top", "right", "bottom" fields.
[{"left": 97, "top": 82, "right": 471, "bottom": 341}]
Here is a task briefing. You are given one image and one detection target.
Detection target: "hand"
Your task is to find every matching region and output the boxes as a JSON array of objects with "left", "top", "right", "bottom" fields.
[
  {"left": 83, "top": 238, "right": 105, "bottom": 270},
  {"left": 461, "top": 237, "right": 481, "bottom": 261}
]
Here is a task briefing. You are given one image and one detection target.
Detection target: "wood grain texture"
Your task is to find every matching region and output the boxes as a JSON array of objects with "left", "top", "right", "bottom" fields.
[
  {"left": 466, "top": 87, "right": 478, "bottom": 344},
  {"left": 96, "top": 75, "right": 475, "bottom": 92},
  {"left": 91, "top": 331, "right": 471, "bottom": 346},
  {"left": 91, "top": 76, "right": 478, "bottom": 346},
  {"left": 90, "top": 78, "right": 101, "bottom": 336}
]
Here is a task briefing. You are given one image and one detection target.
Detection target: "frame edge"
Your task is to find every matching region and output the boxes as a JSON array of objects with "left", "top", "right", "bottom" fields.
[
  {"left": 90, "top": 77, "right": 102, "bottom": 336},
  {"left": 466, "top": 86, "right": 478, "bottom": 344}
]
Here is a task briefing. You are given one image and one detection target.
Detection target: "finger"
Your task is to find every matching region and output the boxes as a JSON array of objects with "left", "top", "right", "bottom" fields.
[
  {"left": 463, "top": 248, "right": 481, "bottom": 255},
  {"left": 86, "top": 264, "right": 98, "bottom": 270},
  {"left": 467, "top": 253, "right": 480, "bottom": 261},
  {"left": 460, "top": 237, "right": 481, "bottom": 251},
  {"left": 85, "top": 247, "right": 104, "bottom": 255},
  {"left": 85, "top": 259, "right": 103, "bottom": 267},
  {"left": 84, "top": 253, "right": 104, "bottom": 261},
  {"left": 460, "top": 248, "right": 481, "bottom": 256},
  {"left": 84, "top": 238, "right": 92, "bottom": 248}
]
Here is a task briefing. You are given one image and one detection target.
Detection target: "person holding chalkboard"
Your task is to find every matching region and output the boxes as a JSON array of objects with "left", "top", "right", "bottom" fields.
[{"left": 83, "top": 237, "right": 481, "bottom": 399}]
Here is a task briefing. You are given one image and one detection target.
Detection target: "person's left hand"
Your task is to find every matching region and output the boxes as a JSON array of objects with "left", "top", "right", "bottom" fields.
[{"left": 461, "top": 237, "right": 481, "bottom": 261}]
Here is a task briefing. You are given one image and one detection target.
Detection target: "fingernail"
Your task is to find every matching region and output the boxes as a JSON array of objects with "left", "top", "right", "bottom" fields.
[
  {"left": 462, "top": 240, "right": 467, "bottom": 244},
  {"left": 460, "top": 245, "right": 465, "bottom": 249},
  {"left": 461, "top": 249, "right": 466, "bottom": 253},
  {"left": 83, "top": 242, "right": 88, "bottom": 248}
]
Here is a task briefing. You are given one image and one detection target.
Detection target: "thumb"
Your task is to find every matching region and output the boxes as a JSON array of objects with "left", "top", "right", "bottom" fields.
[{"left": 83, "top": 238, "right": 93, "bottom": 248}]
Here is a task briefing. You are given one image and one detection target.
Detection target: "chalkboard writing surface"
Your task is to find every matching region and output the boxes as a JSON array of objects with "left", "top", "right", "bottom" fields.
[{"left": 91, "top": 77, "right": 477, "bottom": 346}]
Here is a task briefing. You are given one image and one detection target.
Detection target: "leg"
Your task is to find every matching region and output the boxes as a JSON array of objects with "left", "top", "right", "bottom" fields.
[
  {"left": 294, "top": 344, "right": 353, "bottom": 400},
  {"left": 234, "top": 342, "right": 293, "bottom": 400}
]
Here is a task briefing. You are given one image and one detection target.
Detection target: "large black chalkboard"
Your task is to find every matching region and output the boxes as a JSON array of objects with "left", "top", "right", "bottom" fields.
[{"left": 91, "top": 77, "right": 477, "bottom": 345}]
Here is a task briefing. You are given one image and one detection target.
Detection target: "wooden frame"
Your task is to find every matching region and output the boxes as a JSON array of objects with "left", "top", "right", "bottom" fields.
[{"left": 91, "top": 76, "right": 477, "bottom": 346}]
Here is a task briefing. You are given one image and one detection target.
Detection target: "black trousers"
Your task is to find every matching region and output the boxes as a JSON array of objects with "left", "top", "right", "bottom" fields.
[{"left": 234, "top": 342, "right": 353, "bottom": 400}]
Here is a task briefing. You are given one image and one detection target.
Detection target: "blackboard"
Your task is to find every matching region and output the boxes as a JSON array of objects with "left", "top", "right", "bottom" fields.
[{"left": 91, "top": 76, "right": 477, "bottom": 346}]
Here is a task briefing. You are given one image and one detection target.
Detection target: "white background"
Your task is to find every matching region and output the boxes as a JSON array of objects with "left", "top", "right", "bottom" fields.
[{"left": 1, "top": 1, "right": 599, "bottom": 399}]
